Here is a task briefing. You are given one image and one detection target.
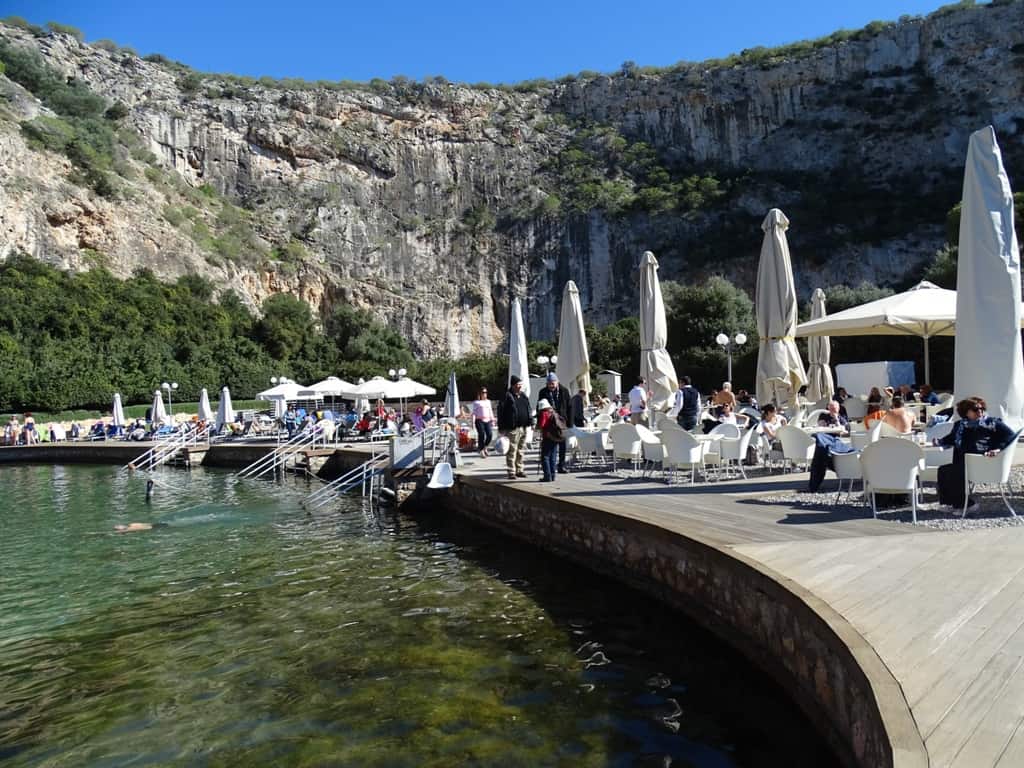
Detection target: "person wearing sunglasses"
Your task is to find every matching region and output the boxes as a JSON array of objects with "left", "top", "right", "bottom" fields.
[{"left": 935, "top": 396, "right": 1020, "bottom": 511}]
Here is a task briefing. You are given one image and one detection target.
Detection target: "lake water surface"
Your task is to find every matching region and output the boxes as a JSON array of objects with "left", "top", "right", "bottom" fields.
[{"left": 0, "top": 464, "right": 834, "bottom": 766}]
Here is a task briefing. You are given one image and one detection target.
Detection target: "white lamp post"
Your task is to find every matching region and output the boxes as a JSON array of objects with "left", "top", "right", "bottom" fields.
[
  {"left": 536, "top": 355, "right": 558, "bottom": 374},
  {"left": 161, "top": 381, "right": 179, "bottom": 419},
  {"left": 715, "top": 333, "right": 747, "bottom": 383}
]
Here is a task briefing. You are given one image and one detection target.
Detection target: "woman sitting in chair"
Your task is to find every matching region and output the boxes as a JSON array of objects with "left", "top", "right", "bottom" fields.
[{"left": 935, "top": 396, "right": 1019, "bottom": 511}]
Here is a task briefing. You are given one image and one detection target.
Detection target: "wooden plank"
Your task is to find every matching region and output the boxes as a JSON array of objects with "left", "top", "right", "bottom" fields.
[
  {"left": 950, "top": 661, "right": 1024, "bottom": 768},
  {"left": 925, "top": 650, "right": 1024, "bottom": 765}
]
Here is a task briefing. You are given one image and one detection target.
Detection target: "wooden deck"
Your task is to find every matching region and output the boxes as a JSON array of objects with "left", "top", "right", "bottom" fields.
[{"left": 455, "top": 451, "right": 1024, "bottom": 768}]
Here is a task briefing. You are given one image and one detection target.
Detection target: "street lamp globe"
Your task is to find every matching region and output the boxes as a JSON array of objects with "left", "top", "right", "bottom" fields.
[
  {"left": 550, "top": 355, "right": 558, "bottom": 366},
  {"left": 735, "top": 333, "right": 747, "bottom": 346},
  {"left": 398, "top": 368, "right": 407, "bottom": 378},
  {"left": 715, "top": 333, "right": 729, "bottom": 347},
  {"left": 161, "top": 381, "right": 169, "bottom": 390},
  {"left": 388, "top": 368, "right": 397, "bottom": 378}
]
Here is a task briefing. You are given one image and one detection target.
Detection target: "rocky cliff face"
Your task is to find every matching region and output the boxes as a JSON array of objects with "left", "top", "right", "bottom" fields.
[{"left": 1, "top": 2, "right": 1022, "bottom": 354}]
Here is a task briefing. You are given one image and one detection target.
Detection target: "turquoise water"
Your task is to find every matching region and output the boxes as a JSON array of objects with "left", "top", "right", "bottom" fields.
[{"left": 0, "top": 464, "right": 833, "bottom": 766}]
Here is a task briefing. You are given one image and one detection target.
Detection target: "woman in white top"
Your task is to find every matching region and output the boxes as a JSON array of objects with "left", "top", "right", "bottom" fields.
[
  {"left": 759, "top": 403, "right": 787, "bottom": 441},
  {"left": 472, "top": 388, "right": 495, "bottom": 457}
]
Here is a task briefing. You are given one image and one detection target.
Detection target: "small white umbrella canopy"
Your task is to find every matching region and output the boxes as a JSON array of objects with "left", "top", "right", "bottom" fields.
[
  {"left": 955, "top": 126, "right": 1024, "bottom": 428},
  {"left": 795, "top": 280, "right": 1024, "bottom": 384},
  {"left": 639, "top": 251, "right": 678, "bottom": 411},
  {"left": 349, "top": 376, "right": 436, "bottom": 400},
  {"left": 215, "top": 386, "right": 234, "bottom": 431},
  {"left": 806, "top": 289, "right": 835, "bottom": 402},
  {"left": 445, "top": 371, "right": 460, "bottom": 420},
  {"left": 297, "top": 376, "right": 353, "bottom": 398},
  {"left": 509, "top": 298, "right": 530, "bottom": 397},
  {"left": 256, "top": 381, "right": 306, "bottom": 401},
  {"left": 112, "top": 393, "right": 125, "bottom": 427},
  {"left": 755, "top": 209, "right": 807, "bottom": 406},
  {"left": 555, "top": 281, "right": 591, "bottom": 396},
  {"left": 197, "top": 388, "right": 214, "bottom": 423},
  {"left": 150, "top": 391, "right": 167, "bottom": 426}
]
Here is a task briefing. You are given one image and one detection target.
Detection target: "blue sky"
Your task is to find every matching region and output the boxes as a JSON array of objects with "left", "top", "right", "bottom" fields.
[{"left": 4, "top": 0, "right": 951, "bottom": 84}]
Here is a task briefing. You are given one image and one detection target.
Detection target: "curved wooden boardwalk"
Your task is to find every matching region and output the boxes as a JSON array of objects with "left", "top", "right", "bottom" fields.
[{"left": 457, "top": 453, "right": 1024, "bottom": 768}]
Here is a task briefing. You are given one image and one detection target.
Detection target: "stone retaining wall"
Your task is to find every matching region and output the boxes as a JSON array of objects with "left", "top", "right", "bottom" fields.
[{"left": 434, "top": 477, "right": 927, "bottom": 768}]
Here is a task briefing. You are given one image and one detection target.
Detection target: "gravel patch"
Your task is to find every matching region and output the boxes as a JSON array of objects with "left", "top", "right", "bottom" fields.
[{"left": 763, "top": 467, "right": 1024, "bottom": 530}]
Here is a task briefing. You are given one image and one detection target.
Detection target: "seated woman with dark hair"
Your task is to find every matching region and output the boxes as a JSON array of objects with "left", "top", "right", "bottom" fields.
[{"left": 935, "top": 396, "right": 1019, "bottom": 510}]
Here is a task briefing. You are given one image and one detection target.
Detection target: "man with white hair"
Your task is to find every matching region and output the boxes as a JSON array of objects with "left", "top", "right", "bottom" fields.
[{"left": 713, "top": 381, "right": 737, "bottom": 409}]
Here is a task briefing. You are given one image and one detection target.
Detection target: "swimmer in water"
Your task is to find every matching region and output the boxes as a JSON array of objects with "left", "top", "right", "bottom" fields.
[{"left": 114, "top": 522, "right": 169, "bottom": 533}]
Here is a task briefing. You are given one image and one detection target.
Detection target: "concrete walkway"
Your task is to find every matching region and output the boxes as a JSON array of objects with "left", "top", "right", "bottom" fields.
[{"left": 457, "top": 451, "right": 1024, "bottom": 768}]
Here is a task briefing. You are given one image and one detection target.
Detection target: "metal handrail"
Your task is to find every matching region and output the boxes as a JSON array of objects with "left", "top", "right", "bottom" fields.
[
  {"left": 236, "top": 426, "right": 324, "bottom": 479},
  {"left": 306, "top": 452, "right": 389, "bottom": 509},
  {"left": 124, "top": 427, "right": 205, "bottom": 472}
]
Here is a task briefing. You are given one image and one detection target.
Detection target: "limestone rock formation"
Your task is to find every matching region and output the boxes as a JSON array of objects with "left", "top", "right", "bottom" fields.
[{"left": 1, "top": 2, "right": 1022, "bottom": 355}]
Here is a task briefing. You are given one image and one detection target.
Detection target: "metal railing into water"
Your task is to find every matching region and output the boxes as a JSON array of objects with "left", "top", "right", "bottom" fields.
[
  {"left": 304, "top": 451, "right": 390, "bottom": 509},
  {"left": 236, "top": 426, "right": 324, "bottom": 479},
  {"left": 124, "top": 426, "right": 209, "bottom": 472}
]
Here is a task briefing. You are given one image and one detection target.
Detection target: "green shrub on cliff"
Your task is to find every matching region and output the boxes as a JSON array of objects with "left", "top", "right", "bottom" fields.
[
  {"left": 548, "top": 124, "right": 726, "bottom": 217},
  {"left": 0, "top": 40, "right": 122, "bottom": 196}
]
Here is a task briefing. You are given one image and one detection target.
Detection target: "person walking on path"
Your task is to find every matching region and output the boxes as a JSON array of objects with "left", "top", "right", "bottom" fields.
[
  {"left": 538, "top": 372, "right": 571, "bottom": 473},
  {"left": 472, "top": 387, "right": 495, "bottom": 457},
  {"left": 498, "top": 376, "right": 533, "bottom": 479}
]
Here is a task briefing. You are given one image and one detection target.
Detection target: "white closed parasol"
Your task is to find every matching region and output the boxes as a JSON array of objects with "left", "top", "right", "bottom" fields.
[
  {"left": 639, "top": 251, "right": 678, "bottom": 411},
  {"left": 755, "top": 209, "right": 807, "bottom": 406},
  {"left": 955, "top": 126, "right": 1024, "bottom": 428}
]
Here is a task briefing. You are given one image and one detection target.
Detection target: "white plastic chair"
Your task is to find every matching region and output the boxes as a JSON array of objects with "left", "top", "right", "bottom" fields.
[
  {"left": 777, "top": 425, "right": 816, "bottom": 472},
  {"left": 635, "top": 424, "right": 666, "bottom": 477},
  {"left": 609, "top": 422, "right": 642, "bottom": 475},
  {"left": 877, "top": 421, "right": 914, "bottom": 439},
  {"left": 715, "top": 427, "right": 756, "bottom": 479},
  {"left": 859, "top": 439, "right": 925, "bottom": 522},
  {"left": 843, "top": 397, "right": 868, "bottom": 421},
  {"left": 573, "top": 429, "right": 610, "bottom": 469},
  {"left": 963, "top": 446, "right": 1018, "bottom": 518},
  {"left": 661, "top": 429, "right": 709, "bottom": 484},
  {"left": 704, "top": 423, "right": 741, "bottom": 479},
  {"left": 739, "top": 406, "right": 762, "bottom": 422},
  {"left": 805, "top": 409, "right": 829, "bottom": 427},
  {"left": 831, "top": 451, "right": 863, "bottom": 503},
  {"left": 426, "top": 462, "right": 454, "bottom": 489},
  {"left": 925, "top": 420, "right": 955, "bottom": 443}
]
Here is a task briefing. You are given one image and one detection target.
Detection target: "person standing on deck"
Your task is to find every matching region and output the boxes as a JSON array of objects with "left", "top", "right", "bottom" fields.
[
  {"left": 628, "top": 377, "right": 648, "bottom": 426},
  {"left": 538, "top": 372, "right": 571, "bottom": 473},
  {"left": 673, "top": 376, "right": 701, "bottom": 431},
  {"left": 472, "top": 388, "right": 495, "bottom": 457},
  {"left": 498, "top": 376, "right": 533, "bottom": 480}
]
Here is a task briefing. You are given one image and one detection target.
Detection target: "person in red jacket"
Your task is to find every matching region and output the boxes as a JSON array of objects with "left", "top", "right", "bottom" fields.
[{"left": 536, "top": 398, "right": 558, "bottom": 482}]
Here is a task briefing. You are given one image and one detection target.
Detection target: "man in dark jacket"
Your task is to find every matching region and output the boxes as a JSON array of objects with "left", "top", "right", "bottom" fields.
[
  {"left": 499, "top": 376, "right": 534, "bottom": 479},
  {"left": 538, "top": 372, "right": 571, "bottom": 472}
]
